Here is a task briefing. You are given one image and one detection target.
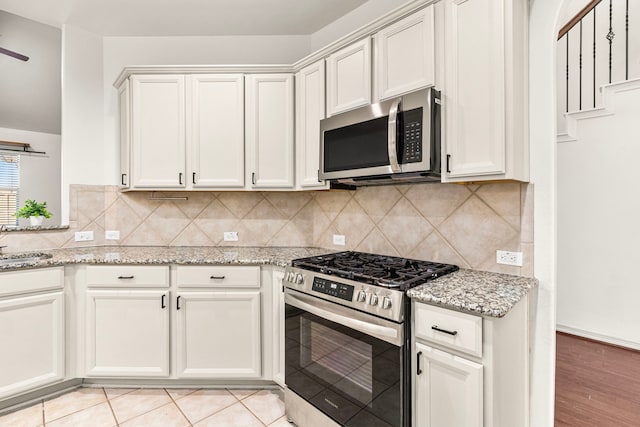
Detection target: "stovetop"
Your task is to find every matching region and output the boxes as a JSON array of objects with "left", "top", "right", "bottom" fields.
[
  {"left": 284, "top": 251, "right": 458, "bottom": 322},
  {"left": 292, "top": 251, "right": 458, "bottom": 291}
]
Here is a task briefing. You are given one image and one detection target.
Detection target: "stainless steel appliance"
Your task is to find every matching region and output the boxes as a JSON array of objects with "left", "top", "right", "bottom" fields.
[
  {"left": 319, "top": 88, "right": 441, "bottom": 187},
  {"left": 283, "top": 251, "right": 458, "bottom": 427}
]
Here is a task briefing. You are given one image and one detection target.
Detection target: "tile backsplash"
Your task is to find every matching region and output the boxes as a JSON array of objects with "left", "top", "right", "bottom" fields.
[{"left": 1, "top": 182, "right": 533, "bottom": 276}]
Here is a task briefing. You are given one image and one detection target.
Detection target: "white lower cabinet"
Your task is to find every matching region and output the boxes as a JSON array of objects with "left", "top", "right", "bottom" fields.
[
  {"left": 413, "top": 298, "right": 530, "bottom": 427},
  {"left": 0, "top": 267, "right": 65, "bottom": 399},
  {"left": 175, "top": 265, "right": 262, "bottom": 379},
  {"left": 175, "top": 291, "right": 261, "bottom": 378},
  {"left": 0, "top": 291, "right": 65, "bottom": 399},
  {"left": 415, "top": 342, "right": 483, "bottom": 427},
  {"left": 85, "top": 289, "right": 170, "bottom": 377}
]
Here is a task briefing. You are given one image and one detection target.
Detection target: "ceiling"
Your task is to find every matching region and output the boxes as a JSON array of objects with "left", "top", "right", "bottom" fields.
[{"left": 0, "top": 0, "right": 369, "bottom": 36}]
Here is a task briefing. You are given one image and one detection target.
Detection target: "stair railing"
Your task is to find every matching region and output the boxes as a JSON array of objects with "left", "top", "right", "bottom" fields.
[{"left": 557, "top": 0, "right": 631, "bottom": 112}]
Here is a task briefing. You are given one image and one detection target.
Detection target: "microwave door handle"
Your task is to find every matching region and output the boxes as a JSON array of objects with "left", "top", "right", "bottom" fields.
[{"left": 388, "top": 98, "right": 402, "bottom": 173}]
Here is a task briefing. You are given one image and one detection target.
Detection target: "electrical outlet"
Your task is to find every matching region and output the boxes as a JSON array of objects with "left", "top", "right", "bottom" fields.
[
  {"left": 496, "top": 250, "right": 523, "bottom": 266},
  {"left": 74, "top": 231, "right": 94, "bottom": 242},
  {"left": 223, "top": 231, "right": 239, "bottom": 242},
  {"left": 333, "top": 234, "right": 346, "bottom": 246},
  {"left": 105, "top": 230, "right": 120, "bottom": 240}
]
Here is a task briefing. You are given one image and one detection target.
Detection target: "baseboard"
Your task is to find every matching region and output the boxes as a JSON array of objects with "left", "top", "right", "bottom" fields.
[
  {"left": 0, "top": 379, "right": 82, "bottom": 414},
  {"left": 556, "top": 324, "right": 640, "bottom": 351}
]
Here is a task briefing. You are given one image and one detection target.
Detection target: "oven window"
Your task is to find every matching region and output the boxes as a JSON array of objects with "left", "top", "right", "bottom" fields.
[{"left": 285, "top": 304, "right": 402, "bottom": 427}]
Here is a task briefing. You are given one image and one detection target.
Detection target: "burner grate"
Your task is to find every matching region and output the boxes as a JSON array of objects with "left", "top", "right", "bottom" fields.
[{"left": 292, "top": 251, "right": 458, "bottom": 290}]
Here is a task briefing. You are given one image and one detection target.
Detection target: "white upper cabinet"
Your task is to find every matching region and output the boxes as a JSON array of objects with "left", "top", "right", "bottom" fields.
[
  {"left": 326, "top": 38, "right": 372, "bottom": 116},
  {"left": 245, "top": 74, "right": 295, "bottom": 189},
  {"left": 442, "top": 0, "right": 529, "bottom": 182},
  {"left": 374, "top": 5, "right": 435, "bottom": 101},
  {"left": 187, "top": 74, "right": 245, "bottom": 188},
  {"left": 295, "top": 60, "right": 328, "bottom": 190},
  {"left": 118, "top": 80, "right": 131, "bottom": 189},
  {"left": 131, "top": 75, "right": 186, "bottom": 188}
]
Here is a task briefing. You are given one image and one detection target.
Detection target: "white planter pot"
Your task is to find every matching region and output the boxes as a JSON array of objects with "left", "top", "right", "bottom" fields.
[{"left": 29, "top": 216, "right": 44, "bottom": 226}]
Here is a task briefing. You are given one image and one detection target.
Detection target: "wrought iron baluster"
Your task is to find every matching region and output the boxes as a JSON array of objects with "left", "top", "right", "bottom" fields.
[
  {"left": 607, "top": 0, "right": 614, "bottom": 84},
  {"left": 626, "top": 0, "right": 629, "bottom": 80},
  {"left": 579, "top": 20, "right": 583, "bottom": 110},
  {"left": 593, "top": 5, "right": 597, "bottom": 108},
  {"left": 566, "top": 34, "right": 570, "bottom": 113}
]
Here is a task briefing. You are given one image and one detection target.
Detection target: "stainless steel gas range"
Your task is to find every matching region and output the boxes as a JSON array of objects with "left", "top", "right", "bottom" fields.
[{"left": 283, "top": 251, "right": 458, "bottom": 427}]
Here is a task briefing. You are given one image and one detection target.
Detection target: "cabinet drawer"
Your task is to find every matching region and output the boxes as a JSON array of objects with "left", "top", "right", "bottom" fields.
[
  {"left": 176, "top": 266, "right": 260, "bottom": 288},
  {"left": 0, "top": 267, "right": 64, "bottom": 298},
  {"left": 414, "top": 302, "right": 482, "bottom": 358},
  {"left": 86, "top": 266, "right": 169, "bottom": 288}
]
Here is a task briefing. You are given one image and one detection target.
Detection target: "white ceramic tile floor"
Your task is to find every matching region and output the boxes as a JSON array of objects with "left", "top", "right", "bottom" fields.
[{"left": 0, "top": 387, "right": 290, "bottom": 427}]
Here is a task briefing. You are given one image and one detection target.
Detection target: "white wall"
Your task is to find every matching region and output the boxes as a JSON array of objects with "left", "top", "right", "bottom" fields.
[
  {"left": 0, "top": 127, "right": 61, "bottom": 225},
  {"left": 529, "top": 1, "right": 563, "bottom": 426},
  {"left": 557, "top": 80, "right": 640, "bottom": 350},
  {"left": 309, "top": 0, "right": 407, "bottom": 51},
  {"left": 61, "top": 24, "right": 105, "bottom": 223},
  {"left": 0, "top": 11, "right": 61, "bottom": 134}
]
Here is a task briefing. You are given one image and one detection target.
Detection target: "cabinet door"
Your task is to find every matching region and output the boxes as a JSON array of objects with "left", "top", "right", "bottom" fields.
[
  {"left": 188, "top": 74, "right": 245, "bottom": 188},
  {"left": 375, "top": 5, "right": 435, "bottom": 101},
  {"left": 175, "top": 291, "right": 261, "bottom": 378},
  {"left": 85, "top": 290, "right": 170, "bottom": 377},
  {"left": 118, "top": 80, "right": 131, "bottom": 188},
  {"left": 131, "top": 75, "right": 186, "bottom": 188},
  {"left": 415, "top": 342, "right": 483, "bottom": 427},
  {"left": 245, "top": 74, "right": 294, "bottom": 189},
  {"left": 0, "top": 292, "right": 64, "bottom": 399},
  {"left": 443, "top": 0, "right": 506, "bottom": 178},
  {"left": 295, "top": 60, "right": 328, "bottom": 190},
  {"left": 326, "top": 38, "right": 372, "bottom": 115}
]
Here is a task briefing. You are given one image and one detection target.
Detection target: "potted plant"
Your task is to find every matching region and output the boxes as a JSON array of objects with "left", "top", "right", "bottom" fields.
[{"left": 16, "top": 199, "right": 53, "bottom": 226}]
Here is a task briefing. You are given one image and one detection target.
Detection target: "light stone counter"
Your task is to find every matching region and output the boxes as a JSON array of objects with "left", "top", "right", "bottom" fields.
[
  {"left": 407, "top": 268, "right": 538, "bottom": 318},
  {"left": 0, "top": 246, "right": 332, "bottom": 271},
  {"left": 0, "top": 246, "right": 536, "bottom": 318}
]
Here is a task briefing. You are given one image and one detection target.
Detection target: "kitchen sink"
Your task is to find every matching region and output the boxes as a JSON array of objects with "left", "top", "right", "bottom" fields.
[{"left": 0, "top": 252, "right": 53, "bottom": 266}]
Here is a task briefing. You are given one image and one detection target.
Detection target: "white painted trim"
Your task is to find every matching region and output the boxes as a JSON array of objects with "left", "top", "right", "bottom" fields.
[
  {"left": 114, "top": 65, "right": 293, "bottom": 87},
  {"left": 559, "top": 77, "right": 640, "bottom": 142},
  {"left": 294, "top": 0, "right": 435, "bottom": 70},
  {"left": 556, "top": 324, "right": 640, "bottom": 352},
  {"left": 113, "top": 0, "right": 437, "bottom": 88}
]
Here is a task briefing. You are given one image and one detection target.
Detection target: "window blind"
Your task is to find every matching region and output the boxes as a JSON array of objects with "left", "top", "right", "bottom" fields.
[{"left": 0, "top": 155, "right": 19, "bottom": 226}]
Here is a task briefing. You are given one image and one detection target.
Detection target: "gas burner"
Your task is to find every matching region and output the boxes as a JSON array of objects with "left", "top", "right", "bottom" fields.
[{"left": 292, "top": 251, "right": 458, "bottom": 291}]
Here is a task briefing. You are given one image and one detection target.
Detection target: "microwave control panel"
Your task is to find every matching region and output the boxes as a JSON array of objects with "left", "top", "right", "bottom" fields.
[{"left": 401, "top": 107, "right": 423, "bottom": 163}]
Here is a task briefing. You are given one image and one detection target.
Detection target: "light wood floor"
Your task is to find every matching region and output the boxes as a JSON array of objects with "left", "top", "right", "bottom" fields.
[{"left": 555, "top": 332, "right": 640, "bottom": 426}]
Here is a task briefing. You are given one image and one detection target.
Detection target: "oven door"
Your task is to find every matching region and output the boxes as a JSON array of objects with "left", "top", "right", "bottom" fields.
[{"left": 285, "top": 289, "right": 405, "bottom": 427}]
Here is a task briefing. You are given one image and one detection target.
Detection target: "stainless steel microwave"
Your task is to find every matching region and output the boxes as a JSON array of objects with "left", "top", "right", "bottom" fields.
[{"left": 320, "top": 87, "right": 441, "bottom": 187}]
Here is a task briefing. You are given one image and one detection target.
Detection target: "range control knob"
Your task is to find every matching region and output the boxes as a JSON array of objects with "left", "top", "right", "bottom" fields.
[
  {"left": 356, "top": 290, "right": 367, "bottom": 302},
  {"left": 295, "top": 273, "right": 304, "bottom": 284},
  {"left": 369, "top": 294, "right": 379, "bottom": 306},
  {"left": 381, "top": 296, "right": 392, "bottom": 310},
  {"left": 285, "top": 271, "right": 293, "bottom": 282}
]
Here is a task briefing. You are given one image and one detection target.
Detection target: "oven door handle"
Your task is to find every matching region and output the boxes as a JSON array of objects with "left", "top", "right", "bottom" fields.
[{"left": 285, "top": 291, "right": 403, "bottom": 346}]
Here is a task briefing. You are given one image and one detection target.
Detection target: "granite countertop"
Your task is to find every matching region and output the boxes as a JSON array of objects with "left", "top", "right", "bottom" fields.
[
  {"left": 407, "top": 268, "right": 538, "bottom": 318},
  {"left": 1, "top": 246, "right": 537, "bottom": 318},
  {"left": 0, "top": 246, "right": 332, "bottom": 271}
]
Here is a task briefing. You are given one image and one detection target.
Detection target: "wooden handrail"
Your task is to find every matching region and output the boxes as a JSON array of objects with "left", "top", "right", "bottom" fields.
[{"left": 558, "top": 0, "right": 602, "bottom": 39}]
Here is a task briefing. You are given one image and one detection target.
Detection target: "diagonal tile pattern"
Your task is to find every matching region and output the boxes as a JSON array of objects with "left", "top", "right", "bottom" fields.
[
  {"left": 0, "top": 387, "right": 287, "bottom": 427},
  {"left": 1, "top": 182, "right": 534, "bottom": 276}
]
